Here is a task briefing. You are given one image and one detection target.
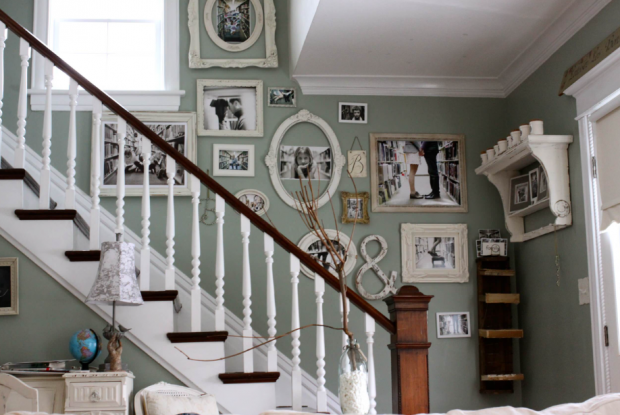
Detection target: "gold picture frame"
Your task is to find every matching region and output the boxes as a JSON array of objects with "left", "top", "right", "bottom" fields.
[{"left": 341, "top": 191, "right": 370, "bottom": 224}]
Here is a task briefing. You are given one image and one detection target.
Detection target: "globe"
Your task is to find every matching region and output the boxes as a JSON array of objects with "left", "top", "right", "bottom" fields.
[{"left": 69, "top": 328, "right": 102, "bottom": 370}]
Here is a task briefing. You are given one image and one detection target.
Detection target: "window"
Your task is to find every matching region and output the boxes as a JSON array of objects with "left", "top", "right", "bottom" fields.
[{"left": 31, "top": 0, "right": 182, "bottom": 111}]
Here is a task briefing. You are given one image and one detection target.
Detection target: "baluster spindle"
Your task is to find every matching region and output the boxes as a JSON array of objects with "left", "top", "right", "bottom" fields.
[
  {"left": 0, "top": 23, "right": 6, "bottom": 163},
  {"left": 264, "top": 234, "right": 277, "bottom": 372},
  {"left": 89, "top": 99, "right": 102, "bottom": 250},
  {"left": 241, "top": 214, "right": 253, "bottom": 373},
  {"left": 140, "top": 137, "right": 151, "bottom": 290},
  {"left": 315, "top": 274, "right": 327, "bottom": 412},
  {"left": 65, "top": 79, "right": 79, "bottom": 209},
  {"left": 115, "top": 118, "right": 126, "bottom": 240},
  {"left": 39, "top": 59, "right": 54, "bottom": 209},
  {"left": 214, "top": 194, "right": 226, "bottom": 331},
  {"left": 290, "top": 254, "right": 302, "bottom": 411},
  {"left": 165, "top": 155, "right": 176, "bottom": 290},
  {"left": 340, "top": 296, "right": 350, "bottom": 348},
  {"left": 366, "top": 314, "right": 377, "bottom": 415},
  {"left": 190, "top": 175, "right": 201, "bottom": 332},
  {"left": 14, "top": 38, "right": 30, "bottom": 169}
]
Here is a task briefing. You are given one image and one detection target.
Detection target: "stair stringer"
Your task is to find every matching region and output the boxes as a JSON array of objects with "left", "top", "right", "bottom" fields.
[{"left": 0, "top": 126, "right": 342, "bottom": 414}]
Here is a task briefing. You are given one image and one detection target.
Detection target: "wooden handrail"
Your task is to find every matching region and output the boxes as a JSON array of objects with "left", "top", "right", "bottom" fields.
[{"left": 0, "top": 8, "right": 395, "bottom": 334}]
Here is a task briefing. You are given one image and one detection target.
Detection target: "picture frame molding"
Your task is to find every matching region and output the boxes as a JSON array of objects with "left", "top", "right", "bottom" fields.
[
  {"left": 341, "top": 191, "right": 370, "bottom": 224},
  {"left": 339, "top": 102, "right": 368, "bottom": 124},
  {"left": 197, "top": 79, "right": 264, "bottom": 137},
  {"left": 213, "top": 143, "right": 255, "bottom": 177},
  {"left": 0, "top": 257, "right": 18, "bottom": 316},
  {"left": 436, "top": 312, "right": 471, "bottom": 339},
  {"left": 267, "top": 87, "right": 297, "bottom": 108},
  {"left": 204, "top": 0, "right": 264, "bottom": 52},
  {"left": 401, "top": 223, "right": 469, "bottom": 283},
  {"left": 297, "top": 229, "right": 358, "bottom": 279},
  {"left": 235, "top": 188, "right": 270, "bottom": 216}
]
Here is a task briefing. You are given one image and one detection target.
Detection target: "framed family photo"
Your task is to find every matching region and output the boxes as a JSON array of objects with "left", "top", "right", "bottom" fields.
[
  {"left": 235, "top": 189, "right": 270, "bottom": 216},
  {"left": 268, "top": 87, "right": 296, "bottom": 108},
  {"left": 0, "top": 258, "right": 18, "bottom": 316},
  {"left": 370, "top": 133, "right": 467, "bottom": 213},
  {"left": 436, "top": 312, "right": 471, "bottom": 338},
  {"left": 297, "top": 230, "right": 357, "bottom": 279},
  {"left": 213, "top": 144, "right": 255, "bottom": 177},
  {"left": 197, "top": 79, "right": 263, "bottom": 137},
  {"left": 341, "top": 191, "right": 369, "bottom": 224},
  {"left": 339, "top": 102, "right": 368, "bottom": 124},
  {"left": 401, "top": 223, "right": 469, "bottom": 283},
  {"left": 100, "top": 112, "right": 197, "bottom": 196}
]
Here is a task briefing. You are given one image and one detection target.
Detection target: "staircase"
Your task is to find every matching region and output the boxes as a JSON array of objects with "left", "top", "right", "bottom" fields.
[{"left": 0, "top": 8, "right": 432, "bottom": 415}]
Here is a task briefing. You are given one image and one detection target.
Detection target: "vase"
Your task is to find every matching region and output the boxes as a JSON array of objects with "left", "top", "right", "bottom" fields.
[{"left": 338, "top": 339, "right": 370, "bottom": 414}]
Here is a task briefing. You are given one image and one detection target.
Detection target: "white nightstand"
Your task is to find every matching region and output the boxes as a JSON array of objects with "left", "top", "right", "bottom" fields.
[{"left": 63, "top": 372, "right": 134, "bottom": 415}]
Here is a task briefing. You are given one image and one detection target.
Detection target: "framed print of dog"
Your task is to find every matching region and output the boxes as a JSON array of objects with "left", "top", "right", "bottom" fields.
[
  {"left": 341, "top": 191, "right": 369, "bottom": 224},
  {"left": 370, "top": 133, "right": 467, "bottom": 213},
  {"left": 401, "top": 223, "right": 469, "bottom": 283},
  {"left": 0, "top": 258, "right": 18, "bottom": 316}
]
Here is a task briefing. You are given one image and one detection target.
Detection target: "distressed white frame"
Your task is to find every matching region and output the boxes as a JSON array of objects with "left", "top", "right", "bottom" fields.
[
  {"left": 235, "top": 189, "right": 270, "bottom": 217},
  {"left": 188, "top": 0, "right": 278, "bottom": 68},
  {"left": 196, "top": 79, "right": 264, "bottom": 137},
  {"left": 204, "top": 0, "right": 263, "bottom": 52},
  {"left": 401, "top": 223, "right": 469, "bottom": 283},
  {"left": 0, "top": 257, "right": 18, "bottom": 316},
  {"left": 297, "top": 229, "right": 357, "bottom": 279},
  {"left": 30, "top": 0, "right": 183, "bottom": 111},
  {"left": 213, "top": 143, "right": 255, "bottom": 177},
  {"left": 436, "top": 312, "right": 471, "bottom": 338},
  {"left": 99, "top": 112, "right": 197, "bottom": 197},
  {"left": 265, "top": 109, "right": 345, "bottom": 210}
]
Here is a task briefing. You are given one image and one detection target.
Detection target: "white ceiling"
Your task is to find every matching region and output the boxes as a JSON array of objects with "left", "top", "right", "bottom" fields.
[{"left": 290, "top": 0, "right": 611, "bottom": 97}]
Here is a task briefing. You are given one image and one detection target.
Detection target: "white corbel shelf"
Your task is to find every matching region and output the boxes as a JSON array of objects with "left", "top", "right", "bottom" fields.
[{"left": 475, "top": 135, "right": 573, "bottom": 242}]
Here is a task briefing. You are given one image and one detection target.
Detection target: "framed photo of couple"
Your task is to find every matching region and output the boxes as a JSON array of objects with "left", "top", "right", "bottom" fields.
[{"left": 370, "top": 133, "right": 468, "bottom": 213}]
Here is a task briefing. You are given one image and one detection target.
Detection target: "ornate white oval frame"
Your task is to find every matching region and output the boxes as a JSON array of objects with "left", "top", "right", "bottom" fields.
[
  {"left": 234, "top": 189, "right": 270, "bottom": 216},
  {"left": 265, "top": 110, "right": 345, "bottom": 210},
  {"left": 297, "top": 230, "right": 357, "bottom": 279},
  {"left": 204, "top": 0, "right": 264, "bottom": 52}
]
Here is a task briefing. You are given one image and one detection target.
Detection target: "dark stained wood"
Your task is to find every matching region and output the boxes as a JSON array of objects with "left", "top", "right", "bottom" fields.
[
  {"left": 141, "top": 291, "right": 178, "bottom": 302},
  {"left": 479, "top": 269, "right": 516, "bottom": 277},
  {"left": 167, "top": 331, "right": 228, "bottom": 343},
  {"left": 479, "top": 329, "right": 524, "bottom": 338},
  {"left": 218, "top": 372, "right": 280, "bottom": 384},
  {"left": 0, "top": 169, "right": 26, "bottom": 180},
  {"left": 0, "top": 8, "right": 395, "bottom": 335},
  {"left": 2, "top": 158, "right": 57, "bottom": 210},
  {"left": 15, "top": 209, "right": 77, "bottom": 220},
  {"left": 65, "top": 250, "right": 101, "bottom": 262},
  {"left": 384, "top": 285, "right": 433, "bottom": 415}
]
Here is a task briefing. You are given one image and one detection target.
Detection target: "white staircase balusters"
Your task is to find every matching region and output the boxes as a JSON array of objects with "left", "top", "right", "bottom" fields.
[
  {"left": 0, "top": 22, "right": 6, "bottom": 163},
  {"left": 14, "top": 38, "right": 30, "bottom": 169},
  {"left": 139, "top": 137, "right": 151, "bottom": 291},
  {"left": 39, "top": 59, "right": 53, "bottom": 209},
  {"left": 264, "top": 233, "right": 277, "bottom": 372},
  {"left": 164, "top": 155, "right": 176, "bottom": 290},
  {"left": 241, "top": 214, "right": 253, "bottom": 373},
  {"left": 89, "top": 99, "right": 102, "bottom": 250},
  {"left": 290, "top": 254, "right": 302, "bottom": 411},
  {"left": 115, "top": 118, "right": 126, "bottom": 240},
  {"left": 190, "top": 174, "right": 201, "bottom": 332},
  {"left": 366, "top": 313, "right": 377, "bottom": 415},
  {"left": 214, "top": 194, "right": 226, "bottom": 331},
  {"left": 314, "top": 274, "right": 327, "bottom": 412},
  {"left": 65, "top": 79, "right": 79, "bottom": 210},
  {"left": 340, "top": 296, "right": 351, "bottom": 348}
]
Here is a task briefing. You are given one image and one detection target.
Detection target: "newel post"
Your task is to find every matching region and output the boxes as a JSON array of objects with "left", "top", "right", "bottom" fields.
[{"left": 384, "top": 285, "right": 433, "bottom": 415}]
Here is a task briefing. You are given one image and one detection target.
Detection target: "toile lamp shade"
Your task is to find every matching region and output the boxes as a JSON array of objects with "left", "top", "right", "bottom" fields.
[{"left": 86, "top": 241, "right": 143, "bottom": 306}]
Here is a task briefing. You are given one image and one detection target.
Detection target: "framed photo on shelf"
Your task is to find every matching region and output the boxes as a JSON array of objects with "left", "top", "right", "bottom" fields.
[
  {"left": 370, "top": 133, "right": 467, "bottom": 213},
  {"left": 297, "top": 230, "right": 358, "bottom": 279},
  {"left": 339, "top": 102, "right": 368, "bottom": 124},
  {"left": 509, "top": 174, "right": 530, "bottom": 213},
  {"left": 268, "top": 87, "right": 296, "bottom": 108},
  {"left": 341, "top": 191, "right": 370, "bottom": 224},
  {"left": 480, "top": 238, "right": 508, "bottom": 256},
  {"left": 529, "top": 168, "right": 539, "bottom": 204},
  {"left": 0, "top": 258, "right": 18, "bottom": 316},
  {"left": 538, "top": 166, "right": 549, "bottom": 201},
  {"left": 197, "top": 79, "right": 263, "bottom": 137},
  {"left": 100, "top": 112, "right": 197, "bottom": 197},
  {"left": 213, "top": 144, "right": 255, "bottom": 177},
  {"left": 436, "top": 312, "right": 471, "bottom": 338},
  {"left": 401, "top": 223, "right": 469, "bottom": 283},
  {"left": 235, "top": 189, "right": 270, "bottom": 216}
]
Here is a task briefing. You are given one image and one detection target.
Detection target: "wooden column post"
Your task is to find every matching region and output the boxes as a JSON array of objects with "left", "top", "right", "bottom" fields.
[{"left": 384, "top": 285, "right": 433, "bottom": 415}]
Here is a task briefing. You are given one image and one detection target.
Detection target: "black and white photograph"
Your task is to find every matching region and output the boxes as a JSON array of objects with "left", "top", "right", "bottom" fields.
[
  {"left": 339, "top": 102, "right": 368, "bottom": 124},
  {"left": 538, "top": 166, "right": 549, "bottom": 200},
  {"left": 529, "top": 168, "right": 539, "bottom": 203},
  {"left": 415, "top": 236, "right": 456, "bottom": 270},
  {"left": 436, "top": 312, "right": 471, "bottom": 338},
  {"left": 479, "top": 229, "right": 501, "bottom": 239},
  {"left": 510, "top": 174, "right": 530, "bottom": 212},
  {"left": 268, "top": 87, "right": 296, "bottom": 107},
  {"left": 100, "top": 112, "right": 197, "bottom": 196},
  {"left": 307, "top": 239, "right": 347, "bottom": 273},
  {"left": 197, "top": 80, "right": 263, "bottom": 137},
  {"left": 235, "top": 189, "right": 269, "bottom": 216},
  {"left": 481, "top": 238, "right": 508, "bottom": 256},
  {"left": 0, "top": 258, "right": 18, "bottom": 315},
  {"left": 347, "top": 198, "right": 363, "bottom": 220},
  {"left": 371, "top": 134, "right": 467, "bottom": 213},
  {"left": 279, "top": 145, "right": 332, "bottom": 180},
  {"left": 341, "top": 191, "right": 370, "bottom": 224},
  {"left": 298, "top": 230, "right": 357, "bottom": 278},
  {"left": 216, "top": 0, "right": 251, "bottom": 44},
  {"left": 213, "top": 144, "right": 255, "bottom": 177}
]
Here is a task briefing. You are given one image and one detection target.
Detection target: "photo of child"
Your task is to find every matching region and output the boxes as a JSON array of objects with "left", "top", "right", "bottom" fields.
[{"left": 279, "top": 145, "right": 332, "bottom": 180}]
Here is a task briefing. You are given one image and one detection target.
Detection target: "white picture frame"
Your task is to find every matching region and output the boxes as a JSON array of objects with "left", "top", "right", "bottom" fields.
[
  {"left": 100, "top": 112, "right": 197, "bottom": 197},
  {"left": 0, "top": 258, "right": 18, "bottom": 316},
  {"left": 401, "top": 223, "right": 469, "bottom": 283},
  {"left": 297, "top": 229, "right": 358, "bottom": 279},
  {"left": 268, "top": 87, "right": 297, "bottom": 108},
  {"left": 235, "top": 189, "right": 270, "bottom": 216},
  {"left": 213, "top": 144, "right": 255, "bottom": 177},
  {"left": 339, "top": 102, "right": 368, "bottom": 124},
  {"left": 204, "top": 0, "right": 263, "bottom": 52},
  {"left": 188, "top": 0, "right": 278, "bottom": 68},
  {"left": 265, "top": 110, "right": 345, "bottom": 211},
  {"left": 197, "top": 79, "right": 263, "bottom": 137},
  {"left": 436, "top": 312, "right": 471, "bottom": 338}
]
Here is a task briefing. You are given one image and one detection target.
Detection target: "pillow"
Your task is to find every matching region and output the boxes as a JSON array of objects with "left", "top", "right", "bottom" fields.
[{"left": 144, "top": 391, "right": 218, "bottom": 415}]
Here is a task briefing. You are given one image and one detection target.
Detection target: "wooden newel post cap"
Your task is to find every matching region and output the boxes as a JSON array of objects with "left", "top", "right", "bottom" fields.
[{"left": 384, "top": 285, "right": 433, "bottom": 311}]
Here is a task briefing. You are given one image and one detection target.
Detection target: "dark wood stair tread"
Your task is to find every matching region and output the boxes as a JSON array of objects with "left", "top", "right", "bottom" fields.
[
  {"left": 0, "top": 169, "right": 26, "bottom": 180},
  {"left": 167, "top": 331, "right": 228, "bottom": 343},
  {"left": 141, "top": 290, "right": 178, "bottom": 302},
  {"left": 15, "top": 209, "right": 77, "bottom": 220},
  {"left": 65, "top": 250, "right": 101, "bottom": 262},
  {"left": 218, "top": 372, "right": 280, "bottom": 384}
]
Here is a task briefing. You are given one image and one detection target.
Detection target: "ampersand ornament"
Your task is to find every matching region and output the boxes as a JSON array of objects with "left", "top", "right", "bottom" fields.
[{"left": 355, "top": 235, "right": 397, "bottom": 300}]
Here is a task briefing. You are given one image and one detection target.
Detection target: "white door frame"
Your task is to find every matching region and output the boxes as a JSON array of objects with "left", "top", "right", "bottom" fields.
[{"left": 565, "top": 46, "right": 620, "bottom": 395}]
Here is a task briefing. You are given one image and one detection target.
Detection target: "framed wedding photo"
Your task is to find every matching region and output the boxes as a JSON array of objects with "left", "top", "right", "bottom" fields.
[
  {"left": 341, "top": 191, "right": 370, "bottom": 224},
  {"left": 197, "top": 79, "right": 263, "bottom": 137},
  {"left": 213, "top": 144, "right": 255, "bottom": 177},
  {"left": 370, "top": 133, "right": 467, "bottom": 213},
  {"left": 0, "top": 258, "right": 18, "bottom": 316},
  {"left": 268, "top": 87, "right": 296, "bottom": 108},
  {"left": 436, "top": 312, "right": 471, "bottom": 339},
  {"left": 339, "top": 102, "right": 368, "bottom": 124}
]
